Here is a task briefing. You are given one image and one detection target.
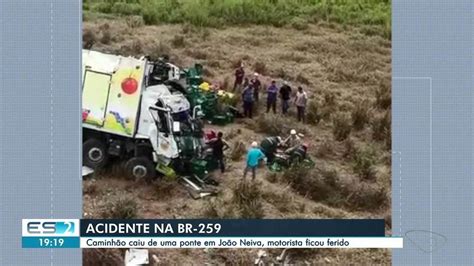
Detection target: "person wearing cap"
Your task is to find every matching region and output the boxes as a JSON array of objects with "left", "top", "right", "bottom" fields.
[
  {"left": 282, "top": 129, "right": 302, "bottom": 153},
  {"left": 243, "top": 141, "right": 267, "bottom": 181},
  {"left": 266, "top": 80, "right": 278, "bottom": 113},
  {"left": 260, "top": 136, "right": 282, "bottom": 163},
  {"left": 241, "top": 80, "right": 254, "bottom": 118},
  {"left": 233, "top": 63, "right": 245, "bottom": 91},
  {"left": 294, "top": 86, "right": 308, "bottom": 122},
  {"left": 279, "top": 81, "right": 292, "bottom": 115},
  {"left": 250, "top": 73, "right": 262, "bottom": 103}
]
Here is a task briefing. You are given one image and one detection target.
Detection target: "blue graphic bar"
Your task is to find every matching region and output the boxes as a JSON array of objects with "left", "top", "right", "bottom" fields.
[
  {"left": 22, "top": 237, "right": 80, "bottom": 248},
  {"left": 81, "top": 219, "right": 385, "bottom": 237}
]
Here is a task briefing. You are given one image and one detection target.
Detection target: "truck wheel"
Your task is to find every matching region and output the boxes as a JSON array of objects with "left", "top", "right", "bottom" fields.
[
  {"left": 125, "top": 157, "right": 155, "bottom": 181},
  {"left": 83, "top": 139, "right": 108, "bottom": 169}
]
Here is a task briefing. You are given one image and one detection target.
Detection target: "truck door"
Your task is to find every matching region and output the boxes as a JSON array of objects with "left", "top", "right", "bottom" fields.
[
  {"left": 149, "top": 106, "right": 179, "bottom": 159},
  {"left": 82, "top": 70, "right": 112, "bottom": 127}
]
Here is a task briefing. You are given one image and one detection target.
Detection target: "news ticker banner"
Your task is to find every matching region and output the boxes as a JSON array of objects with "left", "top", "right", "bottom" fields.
[{"left": 22, "top": 219, "right": 403, "bottom": 249}]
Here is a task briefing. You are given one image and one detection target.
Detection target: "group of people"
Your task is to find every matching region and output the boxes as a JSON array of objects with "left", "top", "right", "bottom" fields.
[
  {"left": 205, "top": 62, "right": 311, "bottom": 181},
  {"left": 209, "top": 129, "right": 306, "bottom": 182},
  {"left": 233, "top": 63, "right": 308, "bottom": 122}
]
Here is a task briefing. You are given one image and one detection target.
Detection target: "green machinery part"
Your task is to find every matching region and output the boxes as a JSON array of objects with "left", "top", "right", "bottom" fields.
[{"left": 184, "top": 64, "right": 235, "bottom": 125}]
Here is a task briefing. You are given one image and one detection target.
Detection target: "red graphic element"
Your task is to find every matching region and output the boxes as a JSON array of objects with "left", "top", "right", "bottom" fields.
[{"left": 121, "top": 77, "right": 138, "bottom": 94}]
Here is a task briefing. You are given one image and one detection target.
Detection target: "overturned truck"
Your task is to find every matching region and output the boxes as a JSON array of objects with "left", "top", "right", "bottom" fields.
[{"left": 82, "top": 50, "right": 214, "bottom": 181}]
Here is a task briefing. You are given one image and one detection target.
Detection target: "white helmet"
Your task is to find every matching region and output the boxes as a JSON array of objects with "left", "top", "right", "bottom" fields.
[
  {"left": 251, "top": 141, "right": 258, "bottom": 147},
  {"left": 290, "top": 129, "right": 297, "bottom": 135}
]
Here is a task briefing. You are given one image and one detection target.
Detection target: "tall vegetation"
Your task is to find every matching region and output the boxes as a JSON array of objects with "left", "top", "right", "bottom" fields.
[{"left": 83, "top": 0, "right": 391, "bottom": 38}]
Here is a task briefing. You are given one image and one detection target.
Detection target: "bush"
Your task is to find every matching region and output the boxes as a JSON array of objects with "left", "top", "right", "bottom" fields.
[
  {"left": 283, "top": 166, "right": 334, "bottom": 202},
  {"left": 352, "top": 101, "right": 370, "bottom": 131},
  {"left": 230, "top": 141, "right": 246, "bottom": 161},
  {"left": 256, "top": 113, "right": 307, "bottom": 136},
  {"left": 232, "top": 182, "right": 264, "bottom": 219},
  {"left": 262, "top": 190, "right": 292, "bottom": 213},
  {"left": 110, "top": 2, "right": 141, "bottom": 16},
  {"left": 256, "top": 114, "right": 286, "bottom": 136},
  {"left": 332, "top": 112, "right": 351, "bottom": 141},
  {"left": 102, "top": 194, "right": 138, "bottom": 219},
  {"left": 324, "top": 92, "right": 336, "bottom": 107},
  {"left": 290, "top": 17, "right": 309, "bottom": 30},
  {"left": 321, "top": 168, "right": 338, "bottom": 188},
  {"left": 315, "top": 140, "right": 334, "bottom": 158},
  {"left": 93, "top": 2, "right": 113, "bottom": 14},
  {"left": 346, "top": 182, "right": 388, "bottom": 211},
  {"left": 296, "top": 73, "right": 310, "bottom": 85},
  {"left": 352, "top": 146, "right": 377, "bottom": 180},
  {"left": 281, "top": 162, "right": 387, "bottom": 211},
  {"left": 306, "top": 101, "right": 322, "bottom": 125},
  {"left": 171, "top": 34, "right": 186, "bottom": 48},
  {"left": 125, "top": 15, "right": 144, "bottom": 28},
  {"left": 100, "top": 30, "right": 111, "bottom": 45}
]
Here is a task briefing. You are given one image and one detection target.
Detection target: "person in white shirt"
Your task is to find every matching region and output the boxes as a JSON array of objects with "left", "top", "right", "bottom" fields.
[
  {"left": 282, "top": 129, "right": 302, "bottom": 153},
  {"left": 294, "top": 86, "right": 308, "bottom": 123}
]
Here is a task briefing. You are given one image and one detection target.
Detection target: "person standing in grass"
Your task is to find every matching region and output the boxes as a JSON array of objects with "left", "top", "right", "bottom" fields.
[
  {"left": 242, "top": 82, "right": 254, "bottom": 118},
  {"left": 233, "top": 63, "right": 245, "bottom": 91},
  {"left": 211, "top": 131, "right": 230, "bottom": 173},
  {"left": 266, "top": 80, "right": 278, "bottom": 113},
  {"left": 295, "top": 86, "right": 308, "bottom": 122},
  {"left": 243, "top": 142, "right": 267, "bottom": 181},
  {"left": 250, "top": 72, "right": 262, "bottom": 102},
  {"left": 279, "top": 81, "right": 292, "bottom": 115}
]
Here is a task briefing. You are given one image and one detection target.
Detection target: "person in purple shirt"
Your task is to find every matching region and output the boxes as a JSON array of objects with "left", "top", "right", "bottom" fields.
[
  {"left": 266, "top": 80, "right": 278, "bottom": 113},
  {"left": 243, "top": 142, "right": 267, "bottom": 181},
  {"left": 241, "top": 81, "right": 254, "bottom": 118}
]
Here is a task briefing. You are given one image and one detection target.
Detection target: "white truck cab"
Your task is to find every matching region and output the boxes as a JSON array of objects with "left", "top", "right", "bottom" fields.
[{"left": 82, "top": 49, "right": 201, "bottom": 180}]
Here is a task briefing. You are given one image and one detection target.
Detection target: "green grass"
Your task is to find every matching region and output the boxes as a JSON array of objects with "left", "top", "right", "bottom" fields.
[{"left": 83, "top": 0, "right": 391, "bottom": 38}]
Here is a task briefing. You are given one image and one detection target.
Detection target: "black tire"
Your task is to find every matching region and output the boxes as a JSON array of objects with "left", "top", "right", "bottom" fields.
[
  {"left": 83, "top": 138, "right": 109, "bottom": 169},
  {"left": 125, "top": 157, "right": 156, "bottom": 181}
]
